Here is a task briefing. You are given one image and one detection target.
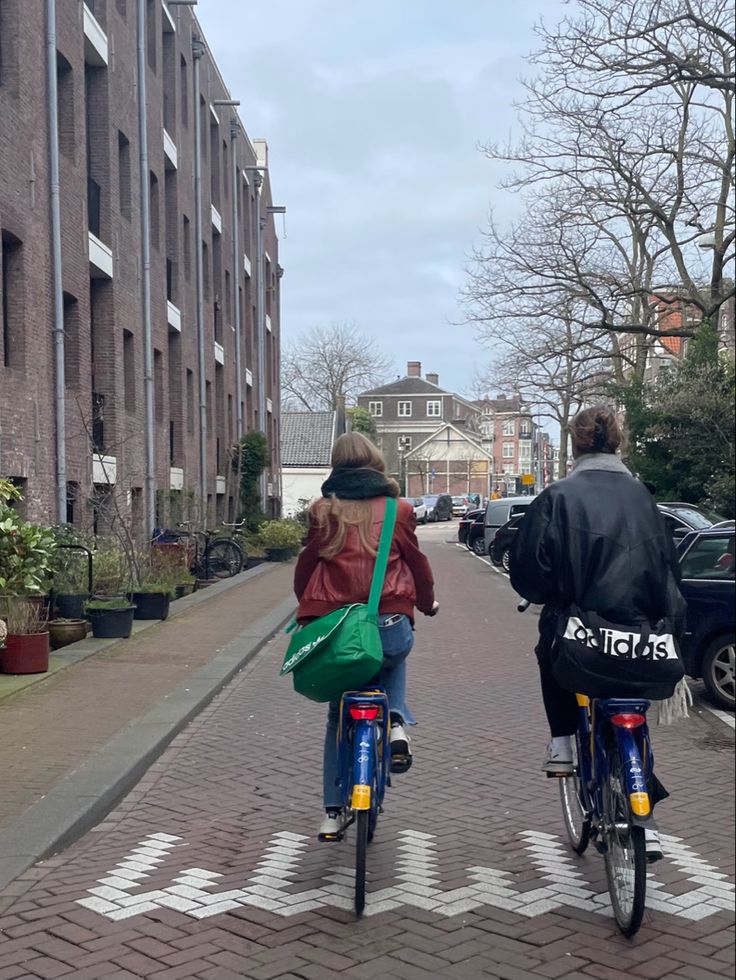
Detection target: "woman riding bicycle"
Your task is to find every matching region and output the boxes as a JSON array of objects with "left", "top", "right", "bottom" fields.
[
  {"left": 294, "top": 432, "right": 437, "bottom": 839},
  {"left": 510, "top": 407, "right": 685, "bottom": 817}
]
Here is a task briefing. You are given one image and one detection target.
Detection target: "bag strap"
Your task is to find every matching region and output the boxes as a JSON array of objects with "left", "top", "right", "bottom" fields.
[{"left": 367, "top": 496, "right": 398, "bottom": 616}]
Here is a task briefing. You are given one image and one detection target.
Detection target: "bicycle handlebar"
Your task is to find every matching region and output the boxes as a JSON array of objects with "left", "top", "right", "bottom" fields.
[
  {"left": 517, "top": 598, "right": 531, "bottom": 612},
  {"left": 222, "top": 521, "right": 245, "bottom": 528}
]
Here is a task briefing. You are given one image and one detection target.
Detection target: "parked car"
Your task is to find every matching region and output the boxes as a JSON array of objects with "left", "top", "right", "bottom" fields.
[
  {"left": 490, "top": 513, "right": 526, "bottom": 572},
  {"left": 422, "top": 493, "right": 453, "bottom": 522},
  {"left": 402, "top": 497, "right": 428, "bottom": 524},
  {"left": 452, "top": 496, "right": 473, "bottom": 517},
  {"left": 458, "top": 509, "right": 484, "bottom": 549},
  {"left": 658, "top": 502, "right": 727, "bottom": 541},
  {"left": 677, "top": 527, "right": 735, "bottom": 711},
  {"left": 483, "top": 496, "right": 534, "bottom": 555}
]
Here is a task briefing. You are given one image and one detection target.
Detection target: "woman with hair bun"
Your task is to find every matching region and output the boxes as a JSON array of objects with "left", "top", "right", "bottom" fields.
[
  {"left": 510, "top": 405, "right": 685, "bottom": 859},
  {"left": 294, "top": 432, "right": 438, "bottom": 840}
]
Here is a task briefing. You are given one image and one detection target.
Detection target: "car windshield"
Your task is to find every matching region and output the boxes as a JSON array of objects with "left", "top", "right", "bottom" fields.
[
  {"left": 423, "top": 496, "right": 438, "bottom": 504},
  {"left": 671, "top": 507, "right": 721, "bottom": 529},
  {"left": 413, "top": 499, "right": 424, "bottom": 506}
]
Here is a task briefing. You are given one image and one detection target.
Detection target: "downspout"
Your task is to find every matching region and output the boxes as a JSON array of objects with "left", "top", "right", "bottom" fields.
[
  {"left": 230, "top": 124, "right": 243, "bottom": 519},
  {"left": 252, "top": 170, "right": 267, "bottom": 511},
  {"left": 46, "top": 0, "right": 66, "bottom": 522},
  {"left": 192, "top": 39, "right": 207, "bottom": 522},
  {"left": 136, "top": 0, "right": 155, "bottom": 537}
]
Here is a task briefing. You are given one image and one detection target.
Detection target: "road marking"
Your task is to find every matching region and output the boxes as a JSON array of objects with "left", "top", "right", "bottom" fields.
[
  {"left": 77, "top": 828, "right": 734, "bottom": 921},
  {"left": 698, "top": 701, "right": 735, "bottom": 730}
]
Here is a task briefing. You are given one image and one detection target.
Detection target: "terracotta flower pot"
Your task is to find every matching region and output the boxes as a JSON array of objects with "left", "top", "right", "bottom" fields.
[{"left": 1, "top": 632, "right": 50, "bottom": 674}]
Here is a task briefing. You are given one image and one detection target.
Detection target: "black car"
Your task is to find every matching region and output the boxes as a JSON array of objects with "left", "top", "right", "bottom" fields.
[
  {"left": 458, "top": 509, "right": 484, "bottom": 551},
  {"left": 658, "top": 502, "right": 727, "bottom": 542},
  {"left": 677, "top": 527, "right": 735, "bottom": 710},
  {"left": 490, "top": 513, "right": 525, "bottom": 572},
  {"left": 422, "top": 493, "right": 453, "bottom": 522}
]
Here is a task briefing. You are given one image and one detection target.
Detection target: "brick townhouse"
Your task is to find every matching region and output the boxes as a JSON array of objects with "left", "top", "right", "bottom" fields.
[
  {"left": 474, "top": 394, "right": 538, "bottom": 495},
  {"left": 0, "top": 0, "right": 282, "bottom": 533}
]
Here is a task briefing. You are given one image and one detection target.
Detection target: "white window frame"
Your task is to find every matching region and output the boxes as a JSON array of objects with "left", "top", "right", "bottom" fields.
[
  {"left": 519, "top": 442, "right": 532, "bottom": 461},
  {"left": 502, "top": 464, "right": 515, "bottom": 475},
  {"left": 426, "top": 399, "right": 441, "bottom": 417},
  {"left": 502, "top": 442, "right": 515, "bottom": 459},
  {"left": 368, "top": 401, "right": 383, "bottom": 417},
  {"left": 397, "top": 436, "right": 412, "bottom": 451},
  {"left": 398, "top": 401, "right": 412, "bottom": 417},
  {"left": 502, "top": 419, "right": 515, "bottom": 436},
  {"left": 519, "top": 423, "right": 532, "bottom": 438}
]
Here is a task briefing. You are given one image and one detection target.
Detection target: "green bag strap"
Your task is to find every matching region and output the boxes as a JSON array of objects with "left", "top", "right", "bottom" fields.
[{"left": 367, "top": 496, "right": 398, "bottom": 616}]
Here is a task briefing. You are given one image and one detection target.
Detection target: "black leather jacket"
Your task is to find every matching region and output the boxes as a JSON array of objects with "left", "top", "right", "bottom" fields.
[{"left": 510, "top": 456, "right": 686, "bottom": 630}]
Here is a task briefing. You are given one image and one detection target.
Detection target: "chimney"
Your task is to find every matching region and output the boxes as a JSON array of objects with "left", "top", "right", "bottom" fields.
[
  {"left": 407, "top": 361, "right": 422, "bottom": 377},
  {"left": 335, "top": 394, "right": 347, "bottom": 437},
  {"left": 426, "top": 372, "right": 439, "bottom": 385}
]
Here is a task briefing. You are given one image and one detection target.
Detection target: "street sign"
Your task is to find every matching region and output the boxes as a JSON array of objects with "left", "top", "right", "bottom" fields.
[{"left": 521, "top": 474, "right": 535, "bottom": 486}]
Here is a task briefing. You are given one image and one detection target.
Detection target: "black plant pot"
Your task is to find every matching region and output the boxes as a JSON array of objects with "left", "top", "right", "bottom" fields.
[
  {"left": 247, "top": 557, "right": 265, "bottom": 569},
  {"left": 54, "top": 593, "right": 88, "bottom": 620},
  {"left": 88, "top": 606, "right": 135, "bottom": 639},
  {"left": 265, "top": 547, "right": 297, "bottom": 562},
  {"left": 129, "top": 592, "right": 170, "bottom": 621}
]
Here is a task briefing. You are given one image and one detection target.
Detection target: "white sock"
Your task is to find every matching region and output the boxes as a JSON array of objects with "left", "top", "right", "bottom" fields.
[{"left": 551, "top": 736, "right": 572, "bottom": 753}]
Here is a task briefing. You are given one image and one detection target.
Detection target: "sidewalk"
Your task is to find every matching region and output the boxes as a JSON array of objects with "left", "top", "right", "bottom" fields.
[{"left": 0, "top": 561, "right": 295, "bottom": 890}]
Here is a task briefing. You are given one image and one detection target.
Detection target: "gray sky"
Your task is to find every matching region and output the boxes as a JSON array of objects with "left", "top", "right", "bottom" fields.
[{"left": 197, "top": 0, "right": 567, "bottom": 396}]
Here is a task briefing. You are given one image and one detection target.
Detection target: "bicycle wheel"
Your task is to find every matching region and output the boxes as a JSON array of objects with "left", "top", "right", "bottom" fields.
[
  {"left": 559, "top": 736, "right": 591, "bottom": 854},
  {"left": 602, "top": 745, "right": 647, "bottom": 937},
  {"left": 206, "top": 539, "right": 243, "bottom": 579},
  {"left": 354, "top": 809, "right": 369, "bottom": 916}
]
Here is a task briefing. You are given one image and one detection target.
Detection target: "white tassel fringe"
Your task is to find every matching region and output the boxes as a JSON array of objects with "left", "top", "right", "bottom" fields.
[{"left": 653, "top": 677, "right": 693, "bottom": 725}]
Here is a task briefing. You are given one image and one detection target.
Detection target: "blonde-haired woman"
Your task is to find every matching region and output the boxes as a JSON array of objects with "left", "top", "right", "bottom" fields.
[{"left": 294, "top": 432, "right": 437, "bottom": 839}]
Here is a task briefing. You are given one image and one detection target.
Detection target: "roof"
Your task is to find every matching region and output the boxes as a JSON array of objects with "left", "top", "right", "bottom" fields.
[
  {"left": 405, "top": 422, "right": 492, "bottom": 459},
  {"left": 281, "top": 412, "right": 335, "bottom": 467},
  {"left": 359, "top": 376, "right": 449, "bottom": 397},
  {"left": 473, "top": 397, "right": 528, "bottom": 415}
]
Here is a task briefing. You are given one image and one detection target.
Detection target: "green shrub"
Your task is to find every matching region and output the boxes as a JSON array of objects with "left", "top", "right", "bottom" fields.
[
  {"left": 258, "top": 520, "right": 305, "bottom": 551},
  {"left": 0, "top": 482, "right": 57, "bottom": 594}
]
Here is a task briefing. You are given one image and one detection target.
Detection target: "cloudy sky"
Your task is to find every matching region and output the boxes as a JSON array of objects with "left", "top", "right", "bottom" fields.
[{"left": 197, "top": 0, "right": 568, "bottom": 396}]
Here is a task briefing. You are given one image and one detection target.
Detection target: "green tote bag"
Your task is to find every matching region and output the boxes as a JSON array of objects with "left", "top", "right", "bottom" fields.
[{"left": 280, "top": 496, "right": 398, "bottom": 703}]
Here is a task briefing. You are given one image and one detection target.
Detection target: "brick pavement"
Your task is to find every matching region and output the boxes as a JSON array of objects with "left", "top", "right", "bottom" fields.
[
  {"left": 0, "top": 562, "right": 294, "bottom": 832},
  {"left": 0, "top": 525, "right": 733, "bottom": 979}
]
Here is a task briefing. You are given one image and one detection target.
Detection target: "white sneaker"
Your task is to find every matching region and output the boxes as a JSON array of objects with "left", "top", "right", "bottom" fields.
[
  {"left": 390, "top": 723, "right": 413, "bottom": 773},
  {"left": 543, "top": 737, "right": 573, "bottom": 776},
  {"left": 318, "top": 811, "right": 343, "bottom": 842},
  {"left": 645, "top": 828, "right": 663, "bottom": 863}
]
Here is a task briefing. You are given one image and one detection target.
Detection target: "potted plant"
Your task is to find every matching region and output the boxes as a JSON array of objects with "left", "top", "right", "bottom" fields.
[
  {"left": 127, "top": 582, "right": 173, "bottom": 621},
  {"left": 85, "top": 596, "right": 136, "bottom": 639},
  {"left": 1, "top": 598, "right": 50, "bottom": 674},
  {"left": 148, "top": 545, "right": 194, "bottom": 601},
  {"left": 49, "top": 525, "right": 93, "bottom": 619},
  {"left": 0, "top": 480, "right": 57, "bottom": 598},
  {"left": 48, "top": 617, "right": 88, "bottom": 650},
  {"left": 258, "top": 520, "right": 305, "bottom": 561}
]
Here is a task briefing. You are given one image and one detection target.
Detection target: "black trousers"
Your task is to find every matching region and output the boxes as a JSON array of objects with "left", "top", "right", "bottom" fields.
[{"left": 536, "top": 606, "right": 579, "bottom": 737}]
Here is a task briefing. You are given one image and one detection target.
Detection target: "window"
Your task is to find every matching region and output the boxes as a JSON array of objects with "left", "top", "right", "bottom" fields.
[
  {"left": 180, "top": 55, "right": 188, "bottom": 128},
  {"left": 123, "top": 330, "right": 135, "bottom": 411},
  {"left": 680, "top": 535, "right": 735, "bottom": 581},
  {"left": 519, "top": 442, "right": 532, "bottom": 461},
  {"left": 502, "top": 419, "right": 515, "bottom": 436},
  {"left": 398, "top": 401, "right": 412, "bottom": 417},
  {"left": 397, "top": 436, "right": 412, "bottom": 451},
  {"left": 427, "top": 400, "right": 441, "bottom": 417},
  {"left": 63, "top": 292, "right": 80, "bottom": 387},
  {"left": 118, "top": 132, "right": 131, "bottom": 218},
  {"left": 502, "top": 464, "right": 514, "bottom": 475},
  {"left": 182, "top": 215, "right": 191, "bottom": 280},
  {"left": 520, "top": 422, "right": 532, "bottom": 438},
  {"left": 502, "top": 442, "right": 515, "bottom": 459},
  {"left": 146, "top": 0, "right": 156, "bottom": 71},
  {"left": 1, "top": 230, "right": 23, "bottom": 369},
  {"left": 56, "top": 53, "right": 75, "bottom": 160},
  {"left": 186, "top": 368, "right": 194, "bottom": 433},
  {"left": 521, "top": 464, "right": 533, "bottom": 475},
  {"left": 149, "top": 171, "right": 159, "bottom": 249},
  {"left": 368, "top": 401, "right": 383, "bottom": 417}
]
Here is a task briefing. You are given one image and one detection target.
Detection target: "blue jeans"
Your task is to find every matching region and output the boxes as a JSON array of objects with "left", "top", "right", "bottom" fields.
[{"left": 323, "top": 613, "right": 415, "bottom": 809}]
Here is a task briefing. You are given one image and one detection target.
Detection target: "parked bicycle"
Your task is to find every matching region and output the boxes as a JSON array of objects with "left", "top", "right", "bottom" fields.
[
  {"left": 153, "top": 521, "right": 245, "bottom": 580},
  {"left": 319, "top": 686, "right": 391, "bottom": 916},
  {"left": 519, "top": 598, "right": 656, "bottom": 937}
]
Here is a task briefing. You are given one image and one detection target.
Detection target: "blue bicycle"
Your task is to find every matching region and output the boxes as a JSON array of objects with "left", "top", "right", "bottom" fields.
[
  {"left": 321, "top": 687, "right": 391, "bottom": 916},
  {"left": 519, "top": 599, "right": 656, "bottom": 937}
]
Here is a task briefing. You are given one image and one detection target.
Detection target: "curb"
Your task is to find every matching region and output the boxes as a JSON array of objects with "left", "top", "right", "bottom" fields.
[{"left": 0, "top": 593, "right": 296, "bottom": 891}]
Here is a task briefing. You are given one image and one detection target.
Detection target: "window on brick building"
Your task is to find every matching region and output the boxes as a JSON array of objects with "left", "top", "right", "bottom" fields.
[
  {"left": 398, "top": 401, "right": 412, "bottom": 417},
  {"left": 66, "top": 482, "right": 80, "bottom": 526},
  {"left": 367, "top": 401, "right": 383, "bottom": 416},
  {"left": 154, "top": 349, "right": 164, "bottom": 426},
  {"left": 503, "top": 464, "right": 514, "bottom": 475},
  {"left": 118, "top": 131, "right": 131, "bottom": 218},
  {"left": 502, "top": 442, "right": 514, "bottom": 459},
  {"left": 168, "top": 331, "right": 181, "bottom": 464},
  {"left": 63, "top": 292, "right": 80, "bottom": 388},
  {"left": 149, "top": 171, "right": 160, "bottom": 249},
  {"left": 0, "top": 0, "right": 19, "bottom": 89},
  {"left": 146, "top": 0, "right": 156, "bottom": 71},
  {"left": 223, "top": 139, "right": 229, "bottom": 200},
  {"left": 56, "top": 53, "right": 75, "bottom": 160},
  {"left": 182, "top": 215, "right": 191, "bottom": 280},
  {"left": 427, "top": 400, "right": 441, "bottom": 417},
  {"left": 1, "top": 230, "right": 23, "bottom": 369},
  {"left": 162, "top": 31, "right": 175, "bottom": 134},
  {"left": 186, "top": 368, "right": 195, "bottom": 434},
  {"left": 203, "top": 241, "right": 210, "bottom": 299},
  {"left": 180, "top": 55, "right": 188, "bottom": 128},
  {"left": 123, "top": 329, "right": 135, "bottom": 411},
  {"left": 86, "top": 1, "right": 107, "bottom": 29},
  {"left": 225, "top": 270, "right": 232, "bottom": 323},
  {"left": 503, "top": 419, "right": 515, "bottom": 436},
  {"left": 210, "top": 122, "right": 220, "bottom": 208},
  {"left": 519, "top": 441, "right": 532, "bottom": 461},
  {"left": 115, "top": 0, "right": 127, "bottom": 19}
]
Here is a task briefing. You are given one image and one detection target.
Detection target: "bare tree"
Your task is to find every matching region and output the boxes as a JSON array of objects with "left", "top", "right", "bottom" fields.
[{"left": 281, "top": 323, "right": 393, "bottom": 411}]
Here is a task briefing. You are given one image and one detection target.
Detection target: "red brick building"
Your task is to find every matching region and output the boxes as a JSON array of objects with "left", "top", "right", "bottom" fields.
[
  {"left": 474, "top": 395, "right": 537, "bottom": 495},
  {"left": 0, "top": 1, "right": 282, "bottom": 531}
]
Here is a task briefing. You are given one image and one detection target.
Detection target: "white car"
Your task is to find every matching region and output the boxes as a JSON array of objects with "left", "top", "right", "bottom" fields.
[{"left": 403, "top": 497, "right": 428, "bottom": 524}]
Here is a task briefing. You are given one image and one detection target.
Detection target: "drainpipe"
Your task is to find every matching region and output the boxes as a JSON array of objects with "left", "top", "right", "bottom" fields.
[
  {"left": 137, "top": 0, "right": 155, "bottom": 537},
  {"left": 230, "top": 125, "right": 243, "bottom": 520},
  {"left": 192, "top": 38, "right": 207, "bottom": 522},
  {"left": 252, "top": 170, "right": 267, "bottom": 510},
  {"left": 46, "top": 0, "right": 66, "bottom": 522}
]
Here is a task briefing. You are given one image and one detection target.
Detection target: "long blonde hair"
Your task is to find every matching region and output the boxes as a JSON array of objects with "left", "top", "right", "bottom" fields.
[{"left": 313, "top": 433, "right": 399, "bottom": 559}]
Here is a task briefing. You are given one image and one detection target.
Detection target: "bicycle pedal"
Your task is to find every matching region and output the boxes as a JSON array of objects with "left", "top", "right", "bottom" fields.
[
  {"left": 545, "top": 770, "right": 570, "bottom": 779},
  {"left": 318, "top": 832, "right": 344, "bottom": 843}
]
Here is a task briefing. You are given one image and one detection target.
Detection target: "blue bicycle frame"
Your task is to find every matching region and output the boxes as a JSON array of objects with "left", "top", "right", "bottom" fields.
[{"left": 337, "top": 689, "right": 390, "bottom": 815}]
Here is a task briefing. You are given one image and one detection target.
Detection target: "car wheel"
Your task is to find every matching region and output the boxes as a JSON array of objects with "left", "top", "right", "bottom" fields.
[
  {"left": 501, "top": 548, "right": 511, "bottom": 574},
  {"left": 702, "top": 635, "right": 735, "bottom": 711},
  {"left": 471, "top": 536, "right": 486, "bottom": 556}
]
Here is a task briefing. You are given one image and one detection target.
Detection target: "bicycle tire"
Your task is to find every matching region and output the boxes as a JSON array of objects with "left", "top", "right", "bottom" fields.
[
  {"left": 602, "top": 746, "right": 647, "bottom": 937},
  {"left": 559, "top": 736, "right": 591, "bottom": 855},
  {"left": 354, "top": 809, "right": 369, "bottom": 916},
  {"left": 206, "top": 539, "right": 243, "bottom": 579}
]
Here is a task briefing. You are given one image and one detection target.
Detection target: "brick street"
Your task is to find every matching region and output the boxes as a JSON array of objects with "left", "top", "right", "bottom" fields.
[{"left": 0, "top": 525, "right": 733, "bottom": 979}]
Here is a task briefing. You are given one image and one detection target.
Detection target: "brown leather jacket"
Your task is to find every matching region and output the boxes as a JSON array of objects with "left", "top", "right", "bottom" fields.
[{"left": 294, "top": 497, "right": 435, "bottom": 623}]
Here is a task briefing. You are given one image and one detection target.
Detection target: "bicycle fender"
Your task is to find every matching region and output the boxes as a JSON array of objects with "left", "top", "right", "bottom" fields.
[
  {"left": 351, "top": 720, "right": 375, "bottom": 810},
  {"left": 611, "top": 727, "right": 651, "bottom": 818}
]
